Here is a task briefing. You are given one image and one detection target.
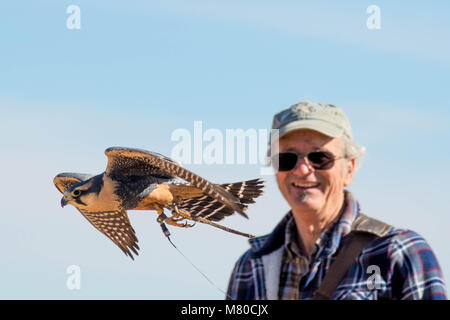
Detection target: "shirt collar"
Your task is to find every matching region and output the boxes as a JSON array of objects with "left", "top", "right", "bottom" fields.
[
  {"left": 249, "top": 190, "right": 360, "bottom": 259},
  {"left": 321, "top": 190, "right": 360, "bottom": 258}
]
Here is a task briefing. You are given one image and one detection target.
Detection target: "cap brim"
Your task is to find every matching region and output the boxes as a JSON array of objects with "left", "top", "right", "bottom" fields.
[{"left": 278, "top": 119, "right": 344, "bottom": 139}]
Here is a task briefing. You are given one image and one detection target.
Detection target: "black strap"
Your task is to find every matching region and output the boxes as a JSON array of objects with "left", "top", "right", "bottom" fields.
[
  {"left": 311, "top": 214, "right": 392, "bottom": 300},
  {"left": 311, "top": 232, "right": 377, "bottom": 300}
]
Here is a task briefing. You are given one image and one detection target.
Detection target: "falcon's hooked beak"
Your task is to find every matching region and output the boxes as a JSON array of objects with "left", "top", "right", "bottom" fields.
[{"left": 61, "top": 195, "right": 69, "bottom": 207}]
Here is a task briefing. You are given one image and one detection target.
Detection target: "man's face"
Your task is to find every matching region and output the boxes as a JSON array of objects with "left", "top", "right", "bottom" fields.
[{"left": 274, "top": 129, "right": 355, "bottom": 216}]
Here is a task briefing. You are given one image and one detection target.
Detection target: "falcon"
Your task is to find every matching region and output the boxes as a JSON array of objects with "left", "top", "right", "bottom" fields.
[{"left": 53, "top": 147, "right": 265, "bottom": 260}]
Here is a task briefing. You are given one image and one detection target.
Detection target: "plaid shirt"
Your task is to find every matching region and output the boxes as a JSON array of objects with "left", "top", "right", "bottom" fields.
[{"left": 226, "top": 191, "right": 447, "bottom": 300}]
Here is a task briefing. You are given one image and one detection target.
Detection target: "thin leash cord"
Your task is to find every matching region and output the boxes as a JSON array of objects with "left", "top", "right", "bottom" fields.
[{"left": 160, "top": 223, "right": 234, "bottom": 300}]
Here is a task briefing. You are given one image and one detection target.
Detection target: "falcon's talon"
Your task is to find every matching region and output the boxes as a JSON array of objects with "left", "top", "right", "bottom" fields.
[
  {"left": 163, "top": 216, "right": 195, "bottom": 228},
  {"left": 170, "top": 206, "right": 192, "bottom": 220}
]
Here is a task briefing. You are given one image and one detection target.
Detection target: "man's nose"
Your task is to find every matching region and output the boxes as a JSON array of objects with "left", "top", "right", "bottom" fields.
[{"left": 292, "top": 157, "right": 313, "bottom": 176}]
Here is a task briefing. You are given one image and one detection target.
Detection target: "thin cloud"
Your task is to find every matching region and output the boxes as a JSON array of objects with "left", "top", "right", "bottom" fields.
[{"left": 110, "top": 0, "right": 450, "bottom": 65}]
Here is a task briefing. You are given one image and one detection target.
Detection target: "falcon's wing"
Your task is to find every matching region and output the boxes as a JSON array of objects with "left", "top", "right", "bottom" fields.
[
  {"left": 104, "top": 147, "right": 247, "bottom": 217},
  {"left": 54, "top": 173, "right": 139, "bottom": 259},
  {"left": 77, "top": 208, "right": 139, "bottom": 260},
  {"left": 53, "top": 173, "right": 95, "bottom": 194}
]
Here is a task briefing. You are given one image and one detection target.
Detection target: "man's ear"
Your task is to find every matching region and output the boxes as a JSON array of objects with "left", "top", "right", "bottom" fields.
[{"left": 343, "top": 157, "right": 356, "bottom": 186}]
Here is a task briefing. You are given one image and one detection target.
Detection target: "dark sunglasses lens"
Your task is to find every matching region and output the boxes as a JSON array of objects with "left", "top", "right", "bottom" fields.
[
  {"left": 273, "top": 153, "right": 298, "bottom": 171},
  {"left": 308, "top": 152, "right": 335, "bottom": 169}
]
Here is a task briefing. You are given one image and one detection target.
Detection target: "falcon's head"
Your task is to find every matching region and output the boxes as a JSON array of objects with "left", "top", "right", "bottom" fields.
[{"left": 58, "top": 173, "right": 107, "bottom": 210}]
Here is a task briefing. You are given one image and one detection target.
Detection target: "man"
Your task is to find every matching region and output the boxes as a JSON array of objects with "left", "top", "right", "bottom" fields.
[{"left": 226, "top": 101, "right": 447, "bottom": 300}]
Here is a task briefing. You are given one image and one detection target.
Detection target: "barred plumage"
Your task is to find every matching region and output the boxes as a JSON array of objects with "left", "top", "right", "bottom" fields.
[
  {"left": 54, "top": 147, "right": 265, "bottom": 260},
  {"left": 80, "top": 209, "right": 139, "bottom": 259},
  {"left": 105, "top": 147, "right": 247, "bottom": 218},
  {"left": 178, "top": 179, "right": 265, "bottom": 222}
]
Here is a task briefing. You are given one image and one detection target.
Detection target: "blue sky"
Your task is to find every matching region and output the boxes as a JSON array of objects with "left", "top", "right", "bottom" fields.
[{"left": 0, "top": 1, "right": 449, "bottom": 299}]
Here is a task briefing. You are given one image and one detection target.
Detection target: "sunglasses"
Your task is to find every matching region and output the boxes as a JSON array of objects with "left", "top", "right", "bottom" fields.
[{"left": 271, "top": 151, "right": 343, "bottom": 171}]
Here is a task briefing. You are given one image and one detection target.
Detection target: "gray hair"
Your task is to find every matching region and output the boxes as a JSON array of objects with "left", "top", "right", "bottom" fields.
[{"left": 342, "top": 135, "right": 366, "bottom": 172}]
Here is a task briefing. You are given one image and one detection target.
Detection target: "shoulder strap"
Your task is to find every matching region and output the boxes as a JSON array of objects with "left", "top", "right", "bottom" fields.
[
  {"left": 311, "top": 214, "right": 392, "bottom": 300},
  {"left": 351, "top": 213, "right": 392, "bottom": 237}
]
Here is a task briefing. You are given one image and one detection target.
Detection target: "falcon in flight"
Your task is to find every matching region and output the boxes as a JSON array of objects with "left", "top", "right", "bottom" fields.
[{"left": 54, "top": 147, "right": 265, "bottom": 260}]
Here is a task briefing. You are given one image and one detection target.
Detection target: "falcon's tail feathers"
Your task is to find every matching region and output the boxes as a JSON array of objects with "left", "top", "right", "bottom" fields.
[{"left": 178, "top": 178, "right": 265, "bottom": 222}]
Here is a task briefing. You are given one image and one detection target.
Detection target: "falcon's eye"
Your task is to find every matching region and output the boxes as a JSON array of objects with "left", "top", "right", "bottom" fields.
[{"left": 71, "top": 189, "right": 82, "bottom": 197}]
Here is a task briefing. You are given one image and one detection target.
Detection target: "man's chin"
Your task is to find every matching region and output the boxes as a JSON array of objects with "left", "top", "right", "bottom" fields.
[{"left": 290, "top": 197, "right": 320, "bottom": 213}]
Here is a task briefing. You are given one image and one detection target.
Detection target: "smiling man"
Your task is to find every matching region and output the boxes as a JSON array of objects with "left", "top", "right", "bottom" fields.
[{"left": 226, "top": 101, "right": 447, "bottom": 300}]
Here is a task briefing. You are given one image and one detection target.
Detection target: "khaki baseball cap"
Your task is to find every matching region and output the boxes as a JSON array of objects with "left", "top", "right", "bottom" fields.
[{"left": 270, "top": 101, "right": 352, "bottom": 143}]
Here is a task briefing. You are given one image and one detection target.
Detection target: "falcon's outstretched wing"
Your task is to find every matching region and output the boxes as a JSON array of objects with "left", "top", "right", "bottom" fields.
[
  {"left": 53, "top": 172, "right": 139, "bottom": 259},
  {"left": 53, "top": 173, "right": 95, "bottom": 194},
  {"left": 104, "top": 147, "right": 247, "bottom": 218},
  {"left": 77, "top": 208, "right": 140, "bottom": 260}
]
